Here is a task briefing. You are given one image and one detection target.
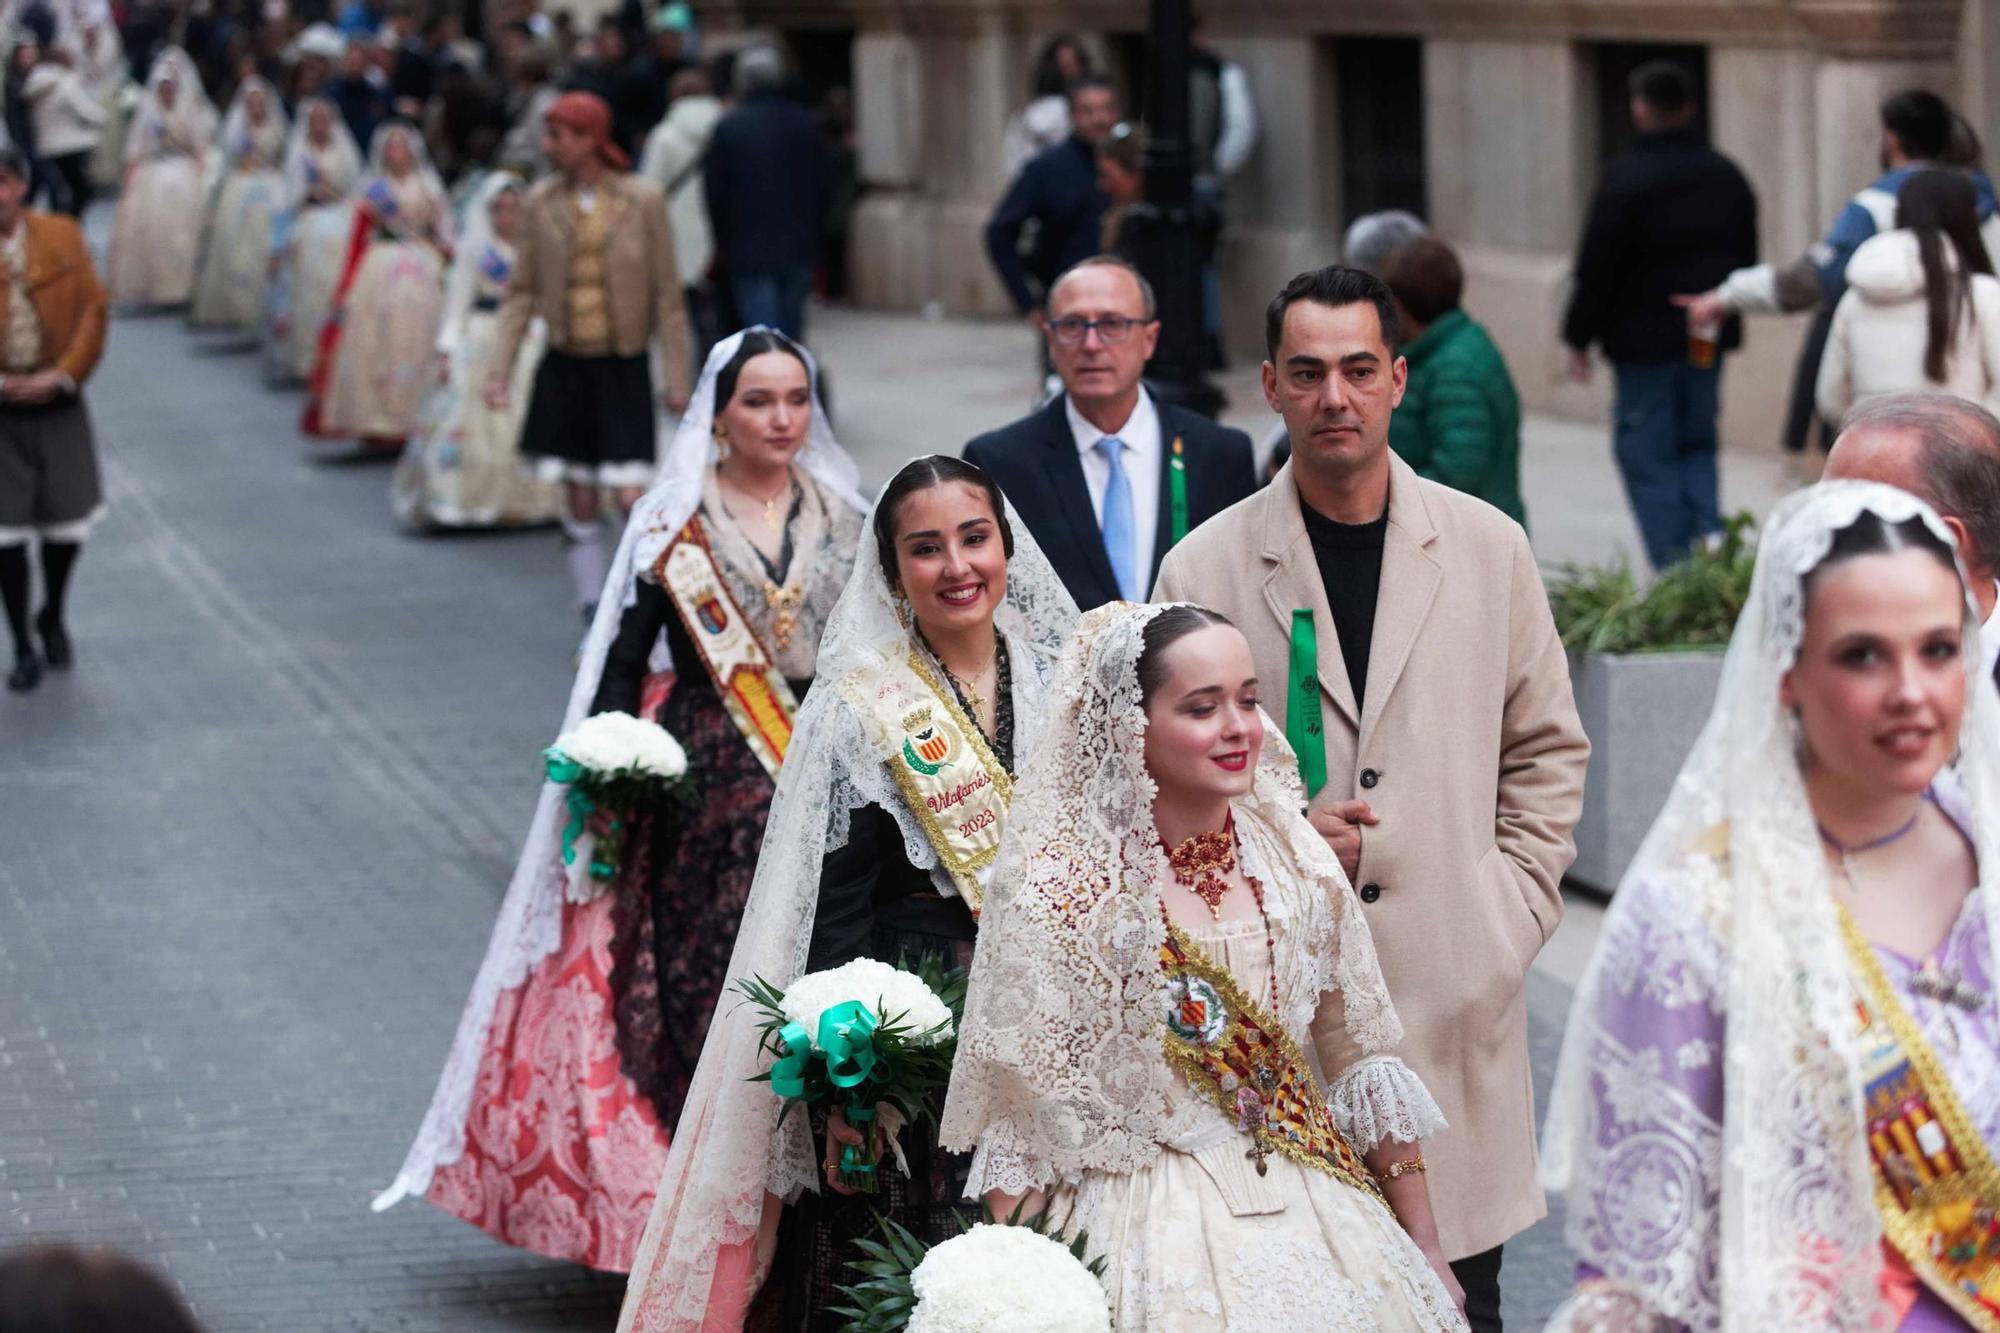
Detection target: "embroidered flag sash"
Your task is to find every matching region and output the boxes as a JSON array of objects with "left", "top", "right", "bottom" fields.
[
  {"left": 1838, "top": 904, "right": 2000, "bottom": 1330},
  {"left": 838, "top": 651, "right": 1011, "bottom": 911},
  {"left": 1159, "top": 923, "right": 1382, "bottom": 1202},
  {"left": 655, "top": 519, "right": 797, "bottom": 780}
]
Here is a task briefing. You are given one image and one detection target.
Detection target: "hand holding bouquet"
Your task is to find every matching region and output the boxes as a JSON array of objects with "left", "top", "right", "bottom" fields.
[
  {"left": 739, "top": 957, "right": 961, "bottom": 1195},
  {"left": 544, "top": 711, "right": 690, "bottom": 895}
]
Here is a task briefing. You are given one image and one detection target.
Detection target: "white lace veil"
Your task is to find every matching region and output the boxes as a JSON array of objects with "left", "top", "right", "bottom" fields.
[
  {"left": 127, "top": 46, "right": 215, "bottom": 163},
  {"left": 936, "top": 601, "right": 1403, "bottom": 1198},
  {"left": 216, "top": 74, "right": 287, "bottom": 167},
  {"left": 281, "top": 95, "right": 362, "bottom": 208},
  {"left": 363, "top": 119, "right": 449, "bottom": 241},
  {"left": 437, "top": 173, "right": 519, "bottom": 353},
  {"left": 1540, "top": 481, "right": 2000, "bottom": 1329},
  {"left": 616, "top": 465, "right": 1080, "bottom": 1333},
  {"left": 372, "top": 327, "right": 865, "bottom": 1217}
]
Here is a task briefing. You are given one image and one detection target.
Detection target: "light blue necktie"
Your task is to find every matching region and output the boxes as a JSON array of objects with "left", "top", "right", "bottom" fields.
[{"left": 1095, "top": 435, "right": 1139, "bottom": 601}]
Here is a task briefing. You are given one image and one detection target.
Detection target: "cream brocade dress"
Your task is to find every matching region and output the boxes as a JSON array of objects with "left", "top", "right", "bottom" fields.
[
  {"left": 320, "top": 174, "right": 446, "bottom": 439},
  {"left": 1054, "top": 913, "right": 1464, "bottom": 1332},
  {"left": 110, "top": 122, "right": 206, "bottom": 306}
]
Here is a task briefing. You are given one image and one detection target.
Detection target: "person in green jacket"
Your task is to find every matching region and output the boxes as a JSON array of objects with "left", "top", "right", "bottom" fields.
[{"left": 1380, "top": 236, "right": 1528, "bottom": 526}]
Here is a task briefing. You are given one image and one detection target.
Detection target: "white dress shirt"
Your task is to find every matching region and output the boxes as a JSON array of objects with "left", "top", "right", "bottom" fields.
[{"left": 1065, "top": 389, "right": 1163, "bottom": 589}]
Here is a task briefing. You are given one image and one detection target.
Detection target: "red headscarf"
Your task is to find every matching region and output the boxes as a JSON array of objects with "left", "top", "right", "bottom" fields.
[{"left": 545, "top": 91, "right": 630, "bottom": 171}]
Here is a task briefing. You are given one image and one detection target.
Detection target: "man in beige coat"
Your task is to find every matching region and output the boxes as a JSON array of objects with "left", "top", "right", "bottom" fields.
[
  {"left": 494, "top": 90, "right": 694, "bottom": 621},
  {"left": 1155, "top": 264, "right": 1588, "bottom": 1332}
]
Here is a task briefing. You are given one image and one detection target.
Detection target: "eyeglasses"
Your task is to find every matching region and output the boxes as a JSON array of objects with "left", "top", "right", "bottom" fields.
[{"left": 1046, "top": 315, "right": 1151, "bottom": 346}]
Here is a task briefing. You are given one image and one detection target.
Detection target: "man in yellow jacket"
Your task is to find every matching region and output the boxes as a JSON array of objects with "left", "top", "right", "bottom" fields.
[{"left": 0, "top": 144, "right": 108, "bottom": 693}]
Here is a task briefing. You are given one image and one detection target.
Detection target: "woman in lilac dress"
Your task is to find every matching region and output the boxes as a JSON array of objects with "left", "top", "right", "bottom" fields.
[{"left": 1542, "top": 480, "right": 2000, "bottom": 1331}]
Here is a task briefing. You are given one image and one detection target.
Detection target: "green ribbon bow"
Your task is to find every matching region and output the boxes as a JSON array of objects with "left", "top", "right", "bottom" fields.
[
  {"left": 817, "top": 1001, "right": 879, "bottom": 1089},
  {"left": 769, "top": 1021, "right": 815, "bottom": 1100},
  {"left": 543, "top": 749, "right": 592, "bottom": 867}
]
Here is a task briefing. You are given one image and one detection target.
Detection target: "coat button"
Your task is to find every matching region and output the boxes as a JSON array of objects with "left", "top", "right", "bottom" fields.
[
  {"left": 1359, "top": 883, "right": 1382, "bottom": 903},
  {"left": 1359, "top": 768, "right": 1380, "bottom": 789}
]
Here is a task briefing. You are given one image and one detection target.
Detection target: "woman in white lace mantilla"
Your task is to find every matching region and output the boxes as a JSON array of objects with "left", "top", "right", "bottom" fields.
[
  {"left": 108, "top": 47, "right": 214, "bottom": 308},
  {"left": 374, "top": 329, "right": 865, "bottom": 1272},
  {"left": 938, "top": 600, "right": 1465, "bottom": 1331},
  {"left": 616, "top": 455, "right": 1082, "bottom": 1331},
  {"left": 188, "top": 75, "right": 286, "bottom": 330},
  {"left": 1542, "top": 481, "right": 2000, "bottom": 1331},
  {"left": 261, "top": 97, "right": 361, "bottom": 385}
]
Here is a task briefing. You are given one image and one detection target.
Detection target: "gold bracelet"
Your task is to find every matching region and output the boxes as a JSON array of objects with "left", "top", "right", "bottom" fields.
[{"left": 1377, "top": 1155, "right": 1427, "bottom": 1182}]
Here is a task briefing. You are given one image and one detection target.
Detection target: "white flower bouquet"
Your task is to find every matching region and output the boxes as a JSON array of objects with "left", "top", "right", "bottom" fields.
[
  {"left": 835, "top": 1219, "right": 1111, "bottom": 1333},
  {"left": 543, "top": 710, "right": 691, "bottom": 892},
  {"left": 738, "top": 956, "right": 963, "bottom": 1195}
]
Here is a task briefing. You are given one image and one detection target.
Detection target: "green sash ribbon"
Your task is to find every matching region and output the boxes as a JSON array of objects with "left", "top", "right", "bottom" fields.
[
  {"left": 1286, "top": 610, "right": 1328, "bottom": 798},
  {"left": 1168, "top": 436, "right": 1189, "bottom": 546}
]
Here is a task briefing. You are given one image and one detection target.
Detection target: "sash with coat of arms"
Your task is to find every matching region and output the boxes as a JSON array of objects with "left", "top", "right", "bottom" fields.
[
  {"left": 654, "top": 518, "right": 797, "bottom": 780},
  {"left": 837, "top": 651, "right": 1012, "bottom": 911}
]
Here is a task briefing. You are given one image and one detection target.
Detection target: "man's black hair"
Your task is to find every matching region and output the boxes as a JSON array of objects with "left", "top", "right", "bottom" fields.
[
  {"left": 1264, "top": 265, "right": 1400, "bottom": 359},
  {"left": 1628, "top": 60, "right": 1694, "bottom": 115},
  {"left": 1881, "top": 89, "right": 1955, "bottom": 162}
]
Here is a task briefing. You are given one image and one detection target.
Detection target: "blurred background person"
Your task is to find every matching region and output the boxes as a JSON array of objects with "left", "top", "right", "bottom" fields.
[
  {"left": 703, "top": 43, "right": 825, "bottom": 340},
  {"left": 1343, "top": 209, "right": 1428, "bottom": 276},
  {"left": 638, "top": 63, "right": 722, "bottom": 363},
  {"left": 1818, "top": 168, "right": 2000, "bottom": 423},
  {"left": 985, "top": 72, "right": 1118, "bottom": 334},
  {"left": 0, "top": 1245, "right": 203, "bottom": 1333},
  {"left": 19, "top": 34, "right": 107, "bottom": 216},
  {"left": 108, "top": 47, "right": 215, "bottom": 309},
  {"left": 1001, "top": 30, "right": 1088, "bottom": 176},
  {"left": 1381, "top": 235, "right": 1527, "bottom": 526},
  {"left": 261, "top": 94, "right": 361, "bottom": 384},
  {"left": 189, "top": 75, "right": 287, "bottom": 331}
]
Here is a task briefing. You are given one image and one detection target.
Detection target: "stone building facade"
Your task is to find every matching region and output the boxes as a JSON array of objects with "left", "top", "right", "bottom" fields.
[{"left": 704, "top": 0, "right": 2000, "bottom": 449}]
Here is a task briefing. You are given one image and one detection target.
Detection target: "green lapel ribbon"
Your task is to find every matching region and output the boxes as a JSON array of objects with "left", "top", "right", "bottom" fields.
[
  {"left": 768, "top": 1021, "right": 815, "bottom": 1100},
  {"left": 1168, "top": 436, "right": 1189, "bottom": 547},
  {"left": 543, "top": 748, "right": 593, "bottom": 867},
  {"left": 1286, "top": 610, "right": 1328, "bottom": 798},
  {"left": 817, "top": 1000, "right": 879, "bottom": 1089}
]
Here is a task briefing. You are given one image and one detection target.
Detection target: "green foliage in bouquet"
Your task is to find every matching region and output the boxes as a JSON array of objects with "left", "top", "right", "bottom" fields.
[
  {"left": 1547, "top": 512, "right": 1757, "bottom": 655},
  {"left": 829, "top": 1204, "right": 1108, "bottom": 1333}
]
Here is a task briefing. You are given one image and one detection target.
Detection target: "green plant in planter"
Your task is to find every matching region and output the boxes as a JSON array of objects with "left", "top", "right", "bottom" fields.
[{"left": 1548, "top": 513, "right": 1757, "bottom": 655}]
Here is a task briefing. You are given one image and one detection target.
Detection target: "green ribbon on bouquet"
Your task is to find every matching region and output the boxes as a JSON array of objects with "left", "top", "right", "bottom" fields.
[
  {"left": 817, "top": 1001, "right": 880, "bottom": 1088},
  {"left": 543, "top": 747, "right": 623, "bottom": 880},
  {"left": 769, "top": 1021, "right": 816, "bottom": 1100}
]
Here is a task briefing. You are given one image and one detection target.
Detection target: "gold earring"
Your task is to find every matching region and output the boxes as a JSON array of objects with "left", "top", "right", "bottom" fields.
[
  {"left": 712, "top": 422, "right": 730, "bottom": 459},
  {"left": 892, "top": 585, "right": 910, "bottom": 628}
]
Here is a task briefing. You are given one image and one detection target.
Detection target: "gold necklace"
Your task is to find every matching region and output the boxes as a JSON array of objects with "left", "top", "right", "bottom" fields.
[{"left": 721, "top": 473, "right": 791, "bottom": 534}]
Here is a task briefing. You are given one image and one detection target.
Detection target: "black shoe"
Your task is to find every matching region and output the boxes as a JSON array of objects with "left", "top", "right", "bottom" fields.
[
  {"left": 36, "top": 611, "right": 70, "bottom": 669},
  {"left": 7, "top": 650, "right": 42, "bottom": 693}
]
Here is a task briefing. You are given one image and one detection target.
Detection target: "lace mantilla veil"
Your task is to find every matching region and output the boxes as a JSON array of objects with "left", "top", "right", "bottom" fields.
[
  {"left": 1539, "top": 481, "right": 2000, "bottom": 1330},
  {"left": 937, "top": 601, "right": 1409, "bottom": 1200},
  {"left": 127, "top": 46, "right": 217, "bottom": 163},
  {"left": 615, "top": 466, "right": 1080, "bottom": 1333},
  {"left": 280, "top": 96, "right": 363, "bottom": 209},
  {"left": 372, "top": 329, "right": 864, "bottom": 1215}
]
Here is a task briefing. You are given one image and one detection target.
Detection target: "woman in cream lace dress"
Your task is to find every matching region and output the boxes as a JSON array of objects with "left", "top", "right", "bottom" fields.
[
  {"left": 108, "top": 47, "right": 213, "bottom": 307},
  {"left": 189, "top": 76, "right": 287, "bottom": 330},
  {"left": 262, "top": 97, "right": 361, "bottom": 384},
  {"left": 302, "top": 120, "right": 449, "bottom": 449},
  {"left": 941, "top": 602, "right": 1466, "bottom": 1331},
  {"left": 393, "top": 175, "right": 563, "bottom": 529}
]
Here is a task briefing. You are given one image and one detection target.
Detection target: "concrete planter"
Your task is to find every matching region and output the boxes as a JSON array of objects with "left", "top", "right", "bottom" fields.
[{"left": 1567, "top": 649, "right": 1727, "bottom": 895}]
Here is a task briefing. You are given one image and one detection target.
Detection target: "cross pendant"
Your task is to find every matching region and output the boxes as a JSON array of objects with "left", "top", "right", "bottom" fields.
[{"left": 1245, "top": 1136, "right": 1272, "bottom": 1177}]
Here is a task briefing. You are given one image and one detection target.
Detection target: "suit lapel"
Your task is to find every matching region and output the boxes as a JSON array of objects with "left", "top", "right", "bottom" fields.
[
  {"left": 1358, "top": 455, "right": 1443, "bottom": 746},
  {"left": 1258, "top": 464, "right": 1361, "bottom": 733},
  {"left": 1040, "top": 396, "right": 1121, "bottom": 603},
  {"left": 546, "top": 187, "right": 575, "bottom": 243}
]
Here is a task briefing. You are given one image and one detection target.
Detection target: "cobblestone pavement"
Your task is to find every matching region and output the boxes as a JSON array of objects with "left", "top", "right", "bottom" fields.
[{"left": 1, "top": 307, "right": 1572, "bottom": 1329}]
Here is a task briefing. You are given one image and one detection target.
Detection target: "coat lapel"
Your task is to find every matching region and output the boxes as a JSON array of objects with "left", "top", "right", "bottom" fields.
[
  {"left": 1258, "top": 462, "right": 1361, "bottom": 733},
  {"left": 1357, "top": 453, "right": 1443, "bottom": 746},
  {"left": 1040, "top": 396, "right": 1121, "bottom": 603}
]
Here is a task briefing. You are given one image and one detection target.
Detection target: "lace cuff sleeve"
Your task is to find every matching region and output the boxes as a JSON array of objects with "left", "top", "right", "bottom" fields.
[
  {"left": 1326, "top": 1054, "right": 1446, "bottom": 1151},
  {"left": 962, "top": 1118, "right": 1053, "bottom": 1200}
]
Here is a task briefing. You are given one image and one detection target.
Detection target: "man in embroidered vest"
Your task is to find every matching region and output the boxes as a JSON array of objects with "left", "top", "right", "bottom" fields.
[
  {"left": 494, "top": 89, "right": 694, "bottom": 622},
  {"left": 1154, "top": 264, "right": 1589, "bottom": 1332},
  {"left": 0, "top": 145, "right": 107, "bottom": 694}
]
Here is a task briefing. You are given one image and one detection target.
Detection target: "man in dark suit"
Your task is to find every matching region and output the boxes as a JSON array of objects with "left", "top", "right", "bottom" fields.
[
  {"left": 1825, "top": 392, "right": 2000, "bottom": 689},
  {"left": 984, "top": 77, "right": 1120, "bottom": 325},
  {"left": 965, "top": 256, "right": 1257, "bottom": 610}
]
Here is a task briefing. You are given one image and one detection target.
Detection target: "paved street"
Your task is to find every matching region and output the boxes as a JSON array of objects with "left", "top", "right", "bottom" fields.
[{"left": 0, "top": 302, "right": 1593, "bottom": 1328}]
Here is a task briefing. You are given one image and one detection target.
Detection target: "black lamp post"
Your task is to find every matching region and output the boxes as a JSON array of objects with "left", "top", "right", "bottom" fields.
[{"left": 1123, "top": 0, "right": 1224, "bottom": 417}]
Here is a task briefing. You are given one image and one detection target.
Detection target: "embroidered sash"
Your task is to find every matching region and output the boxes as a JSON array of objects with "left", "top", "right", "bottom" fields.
[
  {"left": 655, "top": 518, "right": 797, "bottom": 780},
  {"left": 1838, "top": 904, "right": 2000, "bottom": 1330},
  {"left": 1159, "top": 923, "right": 1382, "bottom": 1202},
  {"left": 838, "top": 651, "right": 1011, "bottom": 911}
]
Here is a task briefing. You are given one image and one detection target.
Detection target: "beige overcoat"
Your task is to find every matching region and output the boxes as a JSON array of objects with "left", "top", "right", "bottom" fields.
[
  {"left": 496, "top": 172, "right": 694, "bottom": 405},
  {"left": 1154, "top": 452, "right": 1588, "bottom": 1260}
]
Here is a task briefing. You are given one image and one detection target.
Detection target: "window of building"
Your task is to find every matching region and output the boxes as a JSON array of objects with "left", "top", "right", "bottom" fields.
[
  {"left": 1590, "top": 42, "right": 1710, "bottom": 164},
  {"left": 1333, "top": 36, "right": 1427, "bottom": 226}
]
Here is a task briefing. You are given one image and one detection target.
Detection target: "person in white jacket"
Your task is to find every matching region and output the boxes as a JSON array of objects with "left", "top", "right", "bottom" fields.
[
  {"left": 19, "top": 42, "right": 104, "bottom": 216},
  {"left": 1818, "top": 167, "right": 2000, "bottom": 423},
  {"left": 636, "top": 66, "right": 721, "bottom": 368}
]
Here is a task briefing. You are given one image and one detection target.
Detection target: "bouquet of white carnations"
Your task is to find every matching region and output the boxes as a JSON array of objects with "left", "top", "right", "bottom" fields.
[
  {"left": 834, "top": 1219, "right": 1111, "bottom": 1333},
  {"left": 543, "top": 711, "right": 691, "bottom": 893},
  {"left": 738, "top": 956, "right": 962, "bottom": 1195}
]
